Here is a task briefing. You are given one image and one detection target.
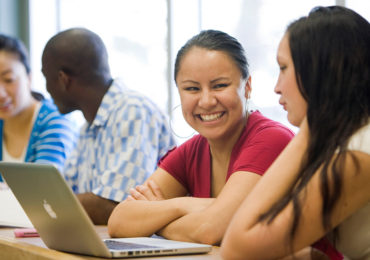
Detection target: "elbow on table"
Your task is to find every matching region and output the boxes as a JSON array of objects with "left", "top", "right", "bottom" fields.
[
  {"left": 193, "top": 223, "right": 223, "bottom": 245},
  {"left": 107, "top": 215, "right": 121, "bottom": 238},
  {"left": 220, "top": 241, "right": 256, "bottom": 260},
  {"left": 107, "top": 212, "right": 154, "bottom": 238},
  {"left": 107, "top": 210, "right": 131, "bottom": 238},
  {"left": 220, "top": 228, "right": 255, "bottom": 260},
  {"left": 220, "top": 244, "right": 237, "bottom": 260},
  {"left": 107, "top": 201, "right": 132, "bottom": 238},
  {"left": 221, "top": 232, "right": 275, "bottom": 260},
  {"left": 195, "top": 233, "right": 219, "bottom": 246}
]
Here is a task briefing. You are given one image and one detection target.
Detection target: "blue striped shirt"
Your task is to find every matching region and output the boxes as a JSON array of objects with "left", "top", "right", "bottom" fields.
[
  {"left": 63, "top": 79, "right": 176, "bottom": 202},
  {"left": 0, "top": 99, "right": 78, "bottom": 181}
]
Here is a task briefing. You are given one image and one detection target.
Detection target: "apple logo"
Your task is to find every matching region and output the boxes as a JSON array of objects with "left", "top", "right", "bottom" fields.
[{"left": 43, "top": 199, "right": 57, "bottom": 219}]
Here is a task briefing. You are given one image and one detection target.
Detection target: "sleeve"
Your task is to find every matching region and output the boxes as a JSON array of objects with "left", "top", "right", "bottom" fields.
[
  {"left": 347, "top": 122, "right": 370, "bottom": 154},
  {"left": 312, "top": 238, "right": 343, "bottom": 260},
  {"left": 28, "top": 109, "right": 78, "bottom": 172},
  {"left": 232, "top": 125, "right": 294, "bottom": 175},
  {"left": 157, "top": 145, "right": 188, "bottom": 187},
  {"left": 92, "top": 104, "right": 171, "bottom": 202},
  {"left": 158, "top": 135, "right": 207, "bottom": 194}
]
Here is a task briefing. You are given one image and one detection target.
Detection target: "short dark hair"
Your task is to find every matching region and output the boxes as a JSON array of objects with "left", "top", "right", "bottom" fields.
[
  {"left": 174, "top": 29, "right": 249, "bottom": 82},
  {"left": 43, "top": 27, "right": 111, "bottom": 86},
  {"left": 0, "top": 34, "right": 30, "bottom": 74}
]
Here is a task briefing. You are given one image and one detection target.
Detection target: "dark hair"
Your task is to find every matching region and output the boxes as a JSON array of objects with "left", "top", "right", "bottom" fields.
[
  {"left": 260, "top": 5, "right": 370, "bottom": 246},
  {"left": 0, "top": 34, "right": 30, "bottom": 74},
  {"left": 174, "top": 29, "right": 249, "bottom": 82}
]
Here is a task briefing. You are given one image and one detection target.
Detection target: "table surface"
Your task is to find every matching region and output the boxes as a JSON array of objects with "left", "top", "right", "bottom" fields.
[{"left": 0, "top": 226, "right": 221, "bottom": 260}]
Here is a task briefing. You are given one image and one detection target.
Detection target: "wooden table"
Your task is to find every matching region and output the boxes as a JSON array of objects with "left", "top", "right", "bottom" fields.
[{"left": 0, "top": 226, "right": 221, "bottom": 259}]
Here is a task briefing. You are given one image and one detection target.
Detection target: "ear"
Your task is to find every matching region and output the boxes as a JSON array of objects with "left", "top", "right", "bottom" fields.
[
  {"left": 58, "top": 70, "right": 71, "bottom": 92},
  {"left": 244, "top": 75, "right": 252, "bottom": 99}
]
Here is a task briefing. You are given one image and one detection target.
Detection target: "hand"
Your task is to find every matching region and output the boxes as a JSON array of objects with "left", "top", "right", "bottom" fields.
[{"left": 128, "top": 180, "right": 165, "bottom": 201}]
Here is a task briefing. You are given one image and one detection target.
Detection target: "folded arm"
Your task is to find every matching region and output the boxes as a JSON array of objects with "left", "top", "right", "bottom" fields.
[
  {"left": 157, "top": 171, "right": 261, "bottom": 245},
  {"left": 107, "top": 166, "right": 261, "bottom": 243},
  {"left": 108, "top": 167, "right": 214, "bottom": 238}
]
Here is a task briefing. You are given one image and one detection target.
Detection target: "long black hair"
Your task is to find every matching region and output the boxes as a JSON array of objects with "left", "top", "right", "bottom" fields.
[{"left": 260, "top": 5, "right": 370, "bottom": 246}]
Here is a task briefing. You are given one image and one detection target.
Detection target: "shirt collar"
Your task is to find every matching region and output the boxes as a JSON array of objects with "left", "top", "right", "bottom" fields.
[{"left": 90, "top": 79, "right": 126, "bottom": 127}]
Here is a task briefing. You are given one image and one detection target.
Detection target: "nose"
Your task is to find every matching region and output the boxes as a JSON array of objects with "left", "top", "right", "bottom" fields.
[
  {"left": 0, "top": 85, "right": 7, "bottom": 99},
  {"left": 274, "top": 76, "right": 282, "bottom": 95},
  {"left": 198, "top": 89, "right": 217, "bottom": 109}
]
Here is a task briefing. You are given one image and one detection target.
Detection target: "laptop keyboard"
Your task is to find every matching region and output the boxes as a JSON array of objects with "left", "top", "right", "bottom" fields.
[{"left": 104, "top": 240, "right": 161, "bottom": 250}]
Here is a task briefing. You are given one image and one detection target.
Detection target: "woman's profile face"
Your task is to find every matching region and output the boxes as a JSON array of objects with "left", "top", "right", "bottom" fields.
[
  {"left": 176, "top": 47, "right": 251, "bottom": 142},
  {"left": 0, "top": 51, "right": 32, "bottom": 119},
  {"left": 275, "top": 34, "right": 307, "bottom": 127}
]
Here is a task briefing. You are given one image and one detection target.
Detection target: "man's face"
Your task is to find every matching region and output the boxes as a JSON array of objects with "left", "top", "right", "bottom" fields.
[{"left": 41, "top": 52, "right": 74, "bottom": 114}]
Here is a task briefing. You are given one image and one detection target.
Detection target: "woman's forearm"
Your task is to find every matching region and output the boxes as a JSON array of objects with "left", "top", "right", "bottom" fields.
[
  {"left": 108, "top": 197, "right": 214, "bottom": 238},
  {"left": 158, "top": 210, "right": 224, "bottom": 245},
  {"left": 108, "top": 198, "right": 184, "bottom": 238},
  {"left": 160, "top": 173, "right": 262, "bottom": 245}
]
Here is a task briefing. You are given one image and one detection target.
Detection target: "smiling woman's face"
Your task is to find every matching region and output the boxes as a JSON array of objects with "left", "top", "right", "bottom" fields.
[
  {"left": 176, "top": 47, "right": 251, "bottom": 142},
  {"left": 274, "top": 33, "right": 307, "bottom": 127},
  {"left": 0, "top": 51, "right": 32, "bottom": 119}
]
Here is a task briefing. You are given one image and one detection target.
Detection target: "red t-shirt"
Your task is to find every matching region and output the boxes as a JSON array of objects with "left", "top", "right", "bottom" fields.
[
  {"left": 158, "top": 111, "right": 294, "bottom": 197},
  {"left": 158, "top": 111, "right": 341, "bottom": 259}
]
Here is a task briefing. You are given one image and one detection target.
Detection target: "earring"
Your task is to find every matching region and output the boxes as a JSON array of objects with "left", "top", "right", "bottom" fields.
[
  {"left": 169, "top": 104, "right": 196, "bottom": 140},
  {"left": 245, "top": 93, "right": 251, "bottom": 112}
]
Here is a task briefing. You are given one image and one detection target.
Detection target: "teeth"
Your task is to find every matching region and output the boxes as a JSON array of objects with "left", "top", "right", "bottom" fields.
[{"left": 200, "top": 112, "right": 223, "bottom": 122}]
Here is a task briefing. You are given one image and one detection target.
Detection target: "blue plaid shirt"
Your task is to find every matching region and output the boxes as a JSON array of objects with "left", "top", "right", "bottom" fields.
[{"left": 63, "top": 79, "right": 176, "bottom": 202}]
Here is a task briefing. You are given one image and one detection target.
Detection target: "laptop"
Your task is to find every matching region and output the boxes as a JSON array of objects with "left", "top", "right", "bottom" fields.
[{"left": 0, "top": 162, "right": 212, "bottom": 258}]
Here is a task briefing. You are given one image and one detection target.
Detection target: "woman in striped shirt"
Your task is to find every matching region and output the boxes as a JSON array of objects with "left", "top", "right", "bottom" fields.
[{"left": 0, "top": 34, "right": 78, "bottom": 183}]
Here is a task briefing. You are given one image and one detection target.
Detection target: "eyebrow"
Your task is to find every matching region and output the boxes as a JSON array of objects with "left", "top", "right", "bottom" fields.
[
  {"left": 179, "top": 79, "right": 199, "bottom": 84},
  {"left": 0, "top": 69, "right": 12, "bottom": 76},
  {"left": 210, "top": 77, "right": 229, "bottom": 83},
  {"left": 180, "top": 77, "right": 230, "bottom": 84}
]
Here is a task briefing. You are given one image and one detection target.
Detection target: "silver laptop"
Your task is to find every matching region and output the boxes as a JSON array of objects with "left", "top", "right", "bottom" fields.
[{"left": 0, "top": 162, "right": 212, "bottom": 258}]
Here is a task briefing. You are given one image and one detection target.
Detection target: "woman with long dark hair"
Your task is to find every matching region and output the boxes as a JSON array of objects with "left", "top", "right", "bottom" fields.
[{"left": 221, "top": 6, "right": 370, "bottom": 260}]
